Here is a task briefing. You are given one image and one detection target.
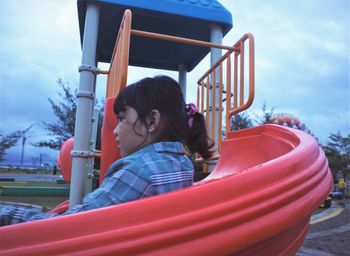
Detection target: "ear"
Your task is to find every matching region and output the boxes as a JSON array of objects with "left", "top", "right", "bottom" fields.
[{"left": 146, "top": 110, "right": 161, "bottom": 133}]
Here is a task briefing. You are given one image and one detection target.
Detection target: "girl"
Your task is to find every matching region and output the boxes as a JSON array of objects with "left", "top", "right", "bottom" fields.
[{"left": 0, "top": 75, "right": 213, "bottom": 226}]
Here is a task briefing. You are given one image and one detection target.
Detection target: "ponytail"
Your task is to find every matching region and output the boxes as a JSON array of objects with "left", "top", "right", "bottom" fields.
[{"left": 185, "top": 111, "right": 214, "bottom": 160}]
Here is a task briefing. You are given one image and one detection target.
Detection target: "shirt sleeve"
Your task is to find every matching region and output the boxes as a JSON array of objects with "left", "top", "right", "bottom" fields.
[
  {"left": 64, "top": 169, "right": 151, "bottom": 214},
  {"left": 0, "top": 204, "right": 60, "bottom": 226},
  {"left": 0, "top": 169, "right": 152, "bottom": 226}
]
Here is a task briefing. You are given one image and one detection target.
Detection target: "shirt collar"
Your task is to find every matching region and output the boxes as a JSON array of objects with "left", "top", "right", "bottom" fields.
[
  {"left": 151, "top": 141, "right": 184, "bottom": 154},
  {"left": 129, "top": 141, "right": 185, "bottom": 156},
  {"left": 105, "top": 141, "right": 186, "bottom": 178}
]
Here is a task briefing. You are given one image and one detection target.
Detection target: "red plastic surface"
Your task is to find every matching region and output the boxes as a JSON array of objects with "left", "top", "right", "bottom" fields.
[
  {"left": 0, "top": 125, "right": 332, "bottom": 255},
  {"left": 57, "top": 137, "right": 74, "bottom": 183},
  {"left": 100, "top": 97, "right": 120, "bottom": 184}
]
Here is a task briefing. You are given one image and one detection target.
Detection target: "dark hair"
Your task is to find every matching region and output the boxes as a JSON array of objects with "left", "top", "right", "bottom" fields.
[{"left": 114, "top": 75, "right": 213, "bottom": 159}]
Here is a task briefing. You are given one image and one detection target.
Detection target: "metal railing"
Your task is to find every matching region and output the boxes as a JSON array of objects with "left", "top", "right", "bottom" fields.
[
  {"left": 106, "top": 10, "right": 131, "bottom": 98},
  {"left": 197, "top": 33, "right": 255, "bottom": 153}
]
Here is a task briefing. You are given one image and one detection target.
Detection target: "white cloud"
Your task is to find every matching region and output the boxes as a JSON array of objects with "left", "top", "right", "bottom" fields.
[{"left": 0, "top": 0, "right": 349, "bottom": 163}]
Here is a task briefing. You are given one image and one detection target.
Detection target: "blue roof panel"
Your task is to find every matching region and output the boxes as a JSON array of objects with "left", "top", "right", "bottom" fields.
[
  {"left": 94, "top": 0, "right": 232, "bottom": 30},
  {"left": 77, "top": 0, "right": 233, "bottom": 71}
]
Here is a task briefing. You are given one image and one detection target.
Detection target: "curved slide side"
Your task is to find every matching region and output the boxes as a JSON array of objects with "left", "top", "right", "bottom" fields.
[{"left": 0, "top": 125, "right": 332, "bottom": 255}]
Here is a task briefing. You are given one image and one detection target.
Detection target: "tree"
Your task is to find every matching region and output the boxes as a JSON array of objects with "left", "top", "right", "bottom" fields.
[
  {"left": 255, "top": 102, "right": 275, "bottom": 125},
  {"left": 0, "top": 130, "right": 24, "bottom": 162},
  {"left": 230, "top": 103, "right": 275, "bottom": 131},
  {"left": 326, "top": 132, "right": 350, "bottom": 155},
  {"left": 322, "top": 132, "right": 350, "bottom": 179},
  {"left": 230, "top": 112, "right": 253, "bottom": 131},
  {"left": 35, "top": 79, "right": 77, "bottom": 150},
  {"left": 35, "top": 78, "right": 103, "bottom": 155}
]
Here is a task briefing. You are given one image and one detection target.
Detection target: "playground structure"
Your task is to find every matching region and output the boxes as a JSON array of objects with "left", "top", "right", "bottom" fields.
[
  {"left": 271, "top": 113, "right": 306, "bottom": 131},
  {"left": 0, "top": 1, "right": 332, "bottom": 255}
]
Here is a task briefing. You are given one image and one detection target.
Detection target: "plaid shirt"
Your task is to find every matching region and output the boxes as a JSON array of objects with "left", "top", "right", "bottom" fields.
[{"left": 0, "top": 142, "right": 194, "bottom": 226}]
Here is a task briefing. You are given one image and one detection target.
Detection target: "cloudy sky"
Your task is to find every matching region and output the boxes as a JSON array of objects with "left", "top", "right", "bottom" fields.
[{"left": 0, "top": 0, "right": 349, "bottom": 166}]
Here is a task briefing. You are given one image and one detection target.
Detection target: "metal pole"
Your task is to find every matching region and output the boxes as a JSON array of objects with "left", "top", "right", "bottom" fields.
[
  {"left": 69, "top": 3, "right": 100, "bottom": 208},
  {"left": 209, "top": 24, "right": 223, "bottom": 171},
  {"left": 84, "top": 73, "right": 98, "bottom": 194},
  {"left": 20, "top": 136, "right": 26, "bottom": 166},
  {"left": 210, "top": 24, "right": 223, "bottom": 148},
  {"left": 178, "top": 64, "right": 187, "bottom": 100},
  {"left": 85, "top": 107, "right": 100, "bottom": 194}
]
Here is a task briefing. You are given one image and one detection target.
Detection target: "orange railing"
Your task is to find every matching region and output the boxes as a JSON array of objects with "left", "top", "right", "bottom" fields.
[
  {"left": 106, "top": 10, "right": 131, "bottom": 97},
  {"left": 105, "top": 10, "right": 254, "bottom": 156},
  {"left": 197, "top": 33, "right": 254, "bottom": 152}
]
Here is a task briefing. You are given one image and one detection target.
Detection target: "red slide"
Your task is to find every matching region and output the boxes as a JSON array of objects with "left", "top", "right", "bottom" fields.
[{"left": 0, "top": 125, "right": 332, "bottom": 255}]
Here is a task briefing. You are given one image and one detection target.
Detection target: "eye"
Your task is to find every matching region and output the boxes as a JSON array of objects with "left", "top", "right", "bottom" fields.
[{"left": 117, "top": 112, "right": 126, "bottom": 122}]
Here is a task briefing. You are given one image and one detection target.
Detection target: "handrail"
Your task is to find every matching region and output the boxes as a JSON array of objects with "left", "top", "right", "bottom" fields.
[
  {"left": 231, "top": 33, "right": 255, "bottom": 116},
  {"left": 106, "top": 10, "right": 131, "bottom": 98},
  {"left": 131, "top": 29, "right": 237, "bottom": 51},
  {"left": 197, "top": 33, "right": 255, "bottom": 152}
]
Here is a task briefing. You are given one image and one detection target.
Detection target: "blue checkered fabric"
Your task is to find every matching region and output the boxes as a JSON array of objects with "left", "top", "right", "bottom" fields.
[{"left": 0, "top": 142, "right": 194, "bottom": 226}]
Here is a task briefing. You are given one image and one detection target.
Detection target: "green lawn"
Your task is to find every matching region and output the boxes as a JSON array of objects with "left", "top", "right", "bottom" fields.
[
  {"left": 0, "top": 167, "right": 63, "bottom": 176},
  {"left": 0, "top": 195, "right": 68, "bottom": 210},
  {"left": 0, "top": 179, "right": 69, "bottom": 210},
  {"left": 0, "top": 181, "right": 66, "bottom": 187}
]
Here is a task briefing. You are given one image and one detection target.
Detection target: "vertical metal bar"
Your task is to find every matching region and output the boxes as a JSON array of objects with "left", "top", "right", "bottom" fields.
[
  {"left": 210, "top": 24, "right": 223, "bottom": 159},
  {"left": 197, "top": 85, "right": 200, "bottom": 111},
  {"left": 218, "top": 64, "right": 223, "bottom": 152},
  {"left": 85, "top": 108, "right": 99, "bottom": 194},
  {"left": 201, "top": 81, "right": 204, "bottom": 114},
  {"left": 84, "top": 73, "right": 97, "bottom": 193},
  {"left": 206, "top": 76, "right": 210, "bottom": 129},
  {"left": 226, "top": 55, "right": 231, "bottom": 134},
  {"left": 234, "top": 52, "right": 238, "bottom": 109},
  {"left": 178, "top": 64, "right": 187, "bottom": 100},
  {"left": 240, "top": 42, "right": 245, "bottom": 106},
  {"left": 210, "top": 25, "right": 223, "bottom": 74},
  {"left": 249, "top": 35, "right": 255, "bottom": 106},
  {"left": 70, "top": 3, "right": 100, "bottom": 208},
  {"left": 211, "top": 70, "right": 216, "bottom": 142}
]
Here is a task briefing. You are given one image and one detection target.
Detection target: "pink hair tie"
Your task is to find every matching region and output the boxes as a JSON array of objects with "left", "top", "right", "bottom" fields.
[{"left": 186, "top": 103, "right": 198, "bottom": 128}]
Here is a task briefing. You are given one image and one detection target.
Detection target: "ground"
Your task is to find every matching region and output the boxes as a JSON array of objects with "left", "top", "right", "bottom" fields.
[{"left": 297, "top": 198, "right": 350, "bottom": 256}]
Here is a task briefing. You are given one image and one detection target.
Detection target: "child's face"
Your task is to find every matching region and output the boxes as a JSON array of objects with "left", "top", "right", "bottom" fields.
[{"left": 113, "top": 106, "right": 149, "bottom": 157}]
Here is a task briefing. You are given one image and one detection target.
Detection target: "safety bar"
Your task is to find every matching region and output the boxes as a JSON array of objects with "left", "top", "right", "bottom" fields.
[
  {"left": 197, "top": 33, "right": 255, "bottom": 152},
  {"left": 130, "top": 29, "right": 237, "bottom": 51},
  {"left": 106, "top": 10, "right": 131, "bottom": 98}
]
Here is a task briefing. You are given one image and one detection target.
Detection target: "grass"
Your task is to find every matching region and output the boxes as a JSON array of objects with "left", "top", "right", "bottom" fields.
[
  {"left": 0, "top": 167, "right": 63, "bottom": 176},
  {"left": 0, "top": 195, "right": 68, "bottom": 210},
  {"left": 1, "top": 181, "right": 67, "bottom": 187},
  {"left": 0, "top": 181, "right": 67, "bottom": 187},
  {"left": 0, "top": 169, "right": 69, "bottom": 210}
]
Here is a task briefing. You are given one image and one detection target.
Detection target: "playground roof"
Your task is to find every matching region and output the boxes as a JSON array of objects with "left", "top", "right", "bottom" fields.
[{"left": 77, "top": 0, "right": 232, "bottom": 71}]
